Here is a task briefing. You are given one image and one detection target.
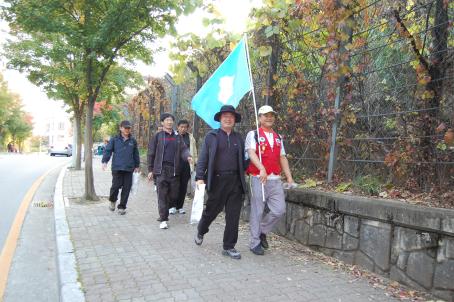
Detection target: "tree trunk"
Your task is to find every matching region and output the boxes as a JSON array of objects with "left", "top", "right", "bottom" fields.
[
  {"left": 187, "top": 61, "right": 202, "bottom": 144},
  {"left": 192, "top": 74, "right": 202, "bottom": 144},
  {"left": 420, "top": 0, "right": 448, "bottom": 189},
  {"left": 83, "top": 95, "right": 99, "bottom": 201},
  {"left": 265, "top": 28, "right": 280, "bottom": 108},
  {"left": 327, "top": 0, "right": 354, "bottom": 183},
  {"left": 75, "top": 112, "right": 83, "bottom": 170}
]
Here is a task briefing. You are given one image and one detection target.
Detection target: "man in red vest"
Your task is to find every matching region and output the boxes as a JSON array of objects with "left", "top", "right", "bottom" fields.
[{"left": 246, "top": 105, "right": 295, "bottom": 255}]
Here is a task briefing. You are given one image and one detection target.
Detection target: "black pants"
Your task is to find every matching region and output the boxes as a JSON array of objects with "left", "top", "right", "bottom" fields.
[
  {"left": 197, "top": 174, "right": 243, "bottom": 250},
  {"left": 156, "top": 165, "right": 180, "bottom": 221},
  {"left": 109, "top": 170, "right": 133, "bottom": 209},
  {"left": 174, "top": 162, "right": 191, "bottom": 210}
]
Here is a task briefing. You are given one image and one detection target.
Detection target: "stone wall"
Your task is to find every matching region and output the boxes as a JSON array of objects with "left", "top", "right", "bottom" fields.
[{"left": 242, "top": 189, "right": 454, "bottom": 302}]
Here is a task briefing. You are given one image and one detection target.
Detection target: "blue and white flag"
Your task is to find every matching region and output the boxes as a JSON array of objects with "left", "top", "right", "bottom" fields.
[{"left": 191, "top": 38, "right": 252, "bottom": 129}]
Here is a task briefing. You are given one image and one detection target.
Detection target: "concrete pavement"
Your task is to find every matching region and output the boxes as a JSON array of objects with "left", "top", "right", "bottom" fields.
[{"left": 61, "top": 159, "right": 406, "bottom": 302}]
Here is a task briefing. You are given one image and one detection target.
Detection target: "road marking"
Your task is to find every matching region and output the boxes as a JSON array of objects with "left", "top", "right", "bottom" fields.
[{"left": 0, "top": 169, "right": 52, "bottom": 301}]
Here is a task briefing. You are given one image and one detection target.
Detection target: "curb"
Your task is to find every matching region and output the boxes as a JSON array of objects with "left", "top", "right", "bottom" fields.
[{"left": 54, "top": 165, "right": 85, "bottom": 302}]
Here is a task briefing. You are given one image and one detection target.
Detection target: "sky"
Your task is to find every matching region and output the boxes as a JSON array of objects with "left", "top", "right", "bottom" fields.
[{"left": 0, "top": 0, "right": 262, "bottom": 135}]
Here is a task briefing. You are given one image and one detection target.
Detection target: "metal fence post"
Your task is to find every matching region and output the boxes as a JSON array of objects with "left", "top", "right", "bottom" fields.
[
  {"left": 327, "top": 86, "right": 340, "bottom": 183},
  {"left": 164, "top": 73, "right": 177, "bottom": 117}
]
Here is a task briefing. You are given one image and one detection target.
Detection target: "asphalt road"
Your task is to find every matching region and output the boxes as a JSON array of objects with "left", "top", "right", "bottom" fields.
[{"left": 0, "top": 152, "right": 69, "bottom": 252}]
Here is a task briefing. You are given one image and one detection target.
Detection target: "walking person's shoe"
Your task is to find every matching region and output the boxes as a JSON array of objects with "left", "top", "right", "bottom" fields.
[
  {"left": 118, "top": 208, "right": 126, "bottom": 215},
  {"left": 222, "top": 248, "right": 241, "bottom": 260},
  {"left": 109, "top": 201, "right": 116, "bottom": 211},
  {"left": 178, "top": 208, "right": 186, "bottom": 214},
  {"left": 250, "top": 243, "right": 265, "bottom": 255},
  {"left": 260, "top": 233, "right": 269, "bottom": 249},
  {"left": 194, "top": 232, "right": 203, "bottom": 245},
  {"left": 169, "top": 207, "right": 177, "bottom": 214},
  {"left": 159, "top": 221, "right": 168, "bottom": 229}
]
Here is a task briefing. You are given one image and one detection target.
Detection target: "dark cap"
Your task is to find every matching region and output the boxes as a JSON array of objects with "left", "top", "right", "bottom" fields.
[
  {"left": 120, "top": 120, "right": 132, "bottom": 128},
  {"left": 213, "top": 105, "right": 241, "bottom": 123},
  {"left": 160, "top": 113, "right": 175, "bottom": 122}
]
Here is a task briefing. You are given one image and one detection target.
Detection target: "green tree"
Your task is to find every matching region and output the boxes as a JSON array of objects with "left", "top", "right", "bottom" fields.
[
  {"left": 3, "top": 33, "right": 87, "bottom": 167},
  {"left": 0, "top": 74, "right": 14, "bottom": 147},
  {"left": 0, "top": 74, "right": 32, "bottom": 150},
  {"left": 4, "top": 33, "right": 143, "bottom": 170},
  {"left": 5, "top": 100, "right": 33, "bottom": 151},
  {"left": 3, "top": 0, "right": 199, "bottom": 200}
]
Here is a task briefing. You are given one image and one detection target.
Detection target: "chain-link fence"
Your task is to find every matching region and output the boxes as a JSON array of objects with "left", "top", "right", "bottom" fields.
[{"left": 129, "top": 0, "right": 453, "bottom": 194}]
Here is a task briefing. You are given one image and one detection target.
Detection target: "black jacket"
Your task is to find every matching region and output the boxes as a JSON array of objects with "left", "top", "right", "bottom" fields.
[
  {"left": 195, "top": 129, "right": 247, "bottom": 192},
  {"left": 102, "top": 134, "right": 140, "bottom": 172},
  {"left": 147, "top": 130, "right": 190, "bottom": 176}
]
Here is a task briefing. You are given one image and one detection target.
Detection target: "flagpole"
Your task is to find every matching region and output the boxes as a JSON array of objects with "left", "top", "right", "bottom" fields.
[{"left": 244, "top": 33, "right": 266, "bottom": 202}]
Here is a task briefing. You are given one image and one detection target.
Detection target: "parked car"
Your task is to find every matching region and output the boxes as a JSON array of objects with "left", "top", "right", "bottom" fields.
[{"left": 49, "top": 144, "right": 72, "bottom": 157}]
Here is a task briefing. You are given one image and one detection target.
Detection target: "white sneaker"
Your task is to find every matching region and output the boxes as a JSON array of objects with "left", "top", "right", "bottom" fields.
[
  {"left": 178, "top": 208, "right": 186, "bottom": 214},
  {"left": 159, "top": 221, "right": 168, "bottom": 229},
  {"left": 169, "top": 207, "right": 176, "bottom": 214}
]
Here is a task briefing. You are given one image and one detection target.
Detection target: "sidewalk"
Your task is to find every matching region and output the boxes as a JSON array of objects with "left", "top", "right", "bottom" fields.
[{"left": 63, "top": 159, "right": 400, "bottom": 302}]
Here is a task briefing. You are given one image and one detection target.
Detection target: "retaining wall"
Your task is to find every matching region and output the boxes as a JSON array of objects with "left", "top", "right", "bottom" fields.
[{"left": 242, "top": 189, "right": 454, "bottom": 301}]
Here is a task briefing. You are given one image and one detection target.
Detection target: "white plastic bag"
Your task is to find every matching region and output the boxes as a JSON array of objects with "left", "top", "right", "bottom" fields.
[
  {"left": 282, "top": 182, "right": 298, "bottom": 190},
  {"left": 190, "top": 183, "right": 205, "bottom": 224},
  {"left": 131, "top": 171, "right": 140, "bottom": 195},
  {"left": 189, "top": 171, "right": 196, "bottom": 196}
]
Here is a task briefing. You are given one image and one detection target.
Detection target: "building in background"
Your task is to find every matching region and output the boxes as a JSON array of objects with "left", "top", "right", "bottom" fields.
[{"left": 45, "top": 111, "right": 73, "bottom": 148}]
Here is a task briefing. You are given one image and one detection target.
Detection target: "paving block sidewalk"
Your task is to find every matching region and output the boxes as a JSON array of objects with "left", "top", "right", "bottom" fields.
[{"left": 63, "top": 158, "right": 400, "bottom": 302}]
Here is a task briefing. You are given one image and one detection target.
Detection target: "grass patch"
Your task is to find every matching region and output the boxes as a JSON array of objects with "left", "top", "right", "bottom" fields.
[{"left": 353, "top": 175, "right": 382, "bottom": 196}]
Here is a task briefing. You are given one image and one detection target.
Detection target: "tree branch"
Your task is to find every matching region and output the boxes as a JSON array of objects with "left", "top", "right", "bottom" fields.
[
  {"left": 393, "top": 9, "right": 429, "bottom": 71},
  {"left": 421, "top": 2, "right": 433, "bottom": 55}
]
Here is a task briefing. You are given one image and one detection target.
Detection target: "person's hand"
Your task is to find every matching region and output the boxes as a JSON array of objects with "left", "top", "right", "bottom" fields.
[
  {"left": 259, "top": 167, "right": 268, "bottom": 184},
  {"left": 283, "top": 180, "right": 297, "bottom": 189},
  {"left": 134, "top": 167, "right": 140, "bottom": 173},
  {"left": 196, "top": 179, "right": 205, "bottom": 190},
  {"left": 147, "top": 172, "right": 153, "bottom": 181},
  {"left": 187, "top": 156, "right": 193, "bottom": 165},
  {"left": 102, "top": 163, "right": 107, "bottom": 171}
]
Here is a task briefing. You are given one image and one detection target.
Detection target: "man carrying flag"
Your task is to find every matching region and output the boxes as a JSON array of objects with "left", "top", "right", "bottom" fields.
[
  {"left": 193, "top": 105, "right": 247, "bottom": 260},
  {"left": 191, "top": 37, "right": 252, "bottom": 259}
]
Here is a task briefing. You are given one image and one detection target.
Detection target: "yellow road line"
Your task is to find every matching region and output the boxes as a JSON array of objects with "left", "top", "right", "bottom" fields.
[{"left": 0, "top": 169, "right": 52, "bottom": 302}]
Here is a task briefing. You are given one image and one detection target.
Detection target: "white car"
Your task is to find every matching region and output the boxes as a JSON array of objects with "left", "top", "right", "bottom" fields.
[{"left": 49, "top": 145, "right": 72, "bottom": 157}]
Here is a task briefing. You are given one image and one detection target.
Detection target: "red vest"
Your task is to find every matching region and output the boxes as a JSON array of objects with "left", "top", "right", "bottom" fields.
[{"left": 246, "top": 127, "right": 282, "bottom": 176}]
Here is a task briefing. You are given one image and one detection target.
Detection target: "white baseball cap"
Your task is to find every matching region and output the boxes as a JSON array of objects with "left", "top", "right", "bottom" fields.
[{"left": 258, "top": 105, "right": 276, "bottom": 115}]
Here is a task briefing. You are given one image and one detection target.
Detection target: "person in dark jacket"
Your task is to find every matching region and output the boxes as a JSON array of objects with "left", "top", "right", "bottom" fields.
[
  {"left": 194, "top": 105, "right": 247, "bottom": 260},
  {"left": 102, "top": 120, "right": 140, "bottom": 215},
  {"left": 147, "top": 113, "right": 192, "bottom": 229},
  {"left": 169, "top": 119, "right": 198, "bottom": 215}
]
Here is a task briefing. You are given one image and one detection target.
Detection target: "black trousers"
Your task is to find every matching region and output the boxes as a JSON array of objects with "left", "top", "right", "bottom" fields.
[
  {"left": 156, "top": 165, "right": 180, "bottom": 221},
  {"left": 174, "top": 162, "right": 191, "bottom": 210},
  {"left": 109, "top": 170, "right": 133, "bottom": 209},
  {"left": 197, "top": 174, "right": 243, "bottom": 250}
]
